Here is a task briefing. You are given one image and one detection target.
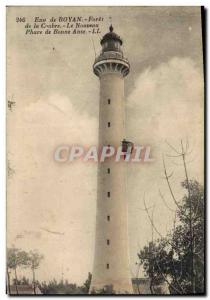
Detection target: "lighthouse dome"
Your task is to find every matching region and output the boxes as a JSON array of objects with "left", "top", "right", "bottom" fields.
[{"left": 100, "top": 25, "right": 123, "bottom": 53}]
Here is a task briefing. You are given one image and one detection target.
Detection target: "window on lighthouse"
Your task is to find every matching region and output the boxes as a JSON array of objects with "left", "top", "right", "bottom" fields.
[
  {"left": 106, "top": 263, "right": 109, "bottom": 269},
  {"left": 115, "top": 41, "right": 120, "bottom": 50},
  {"left": 107, "top": 239, "right": 110, "bottom": 245},
  {"left": 107, "top": 168, "right": 110, "bottom": 174},
  {"left": 102, "top": 42, "right": 108, "bottom": 50},
  {"left": 108, "top": 122, "right": 111, "bottom": 127},
  {"left": 108, "top": 99, "right": 111, "bottom": 104},
  {"left": 106, "top": 145, "right": 111, "bottom": 154},
  {"left": 107, "top": 215, "right": 110, "bottom": 221},
  {"left": 107, "top": 192, "right": 110, "bottom": 197}
]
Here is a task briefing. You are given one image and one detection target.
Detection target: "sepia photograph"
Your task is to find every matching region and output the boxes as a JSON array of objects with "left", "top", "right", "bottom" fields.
[{"left": 6, "top": 6, "right": 205, "bottom": 295}]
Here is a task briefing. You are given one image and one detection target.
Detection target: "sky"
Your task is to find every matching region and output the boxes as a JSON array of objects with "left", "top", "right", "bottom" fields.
[{"left": 7, "top": 6, "right": 204, "bottom": 284}]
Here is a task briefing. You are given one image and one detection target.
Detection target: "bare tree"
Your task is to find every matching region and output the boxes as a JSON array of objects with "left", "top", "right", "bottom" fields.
[
  {"left": 163, "top": 140, "right": 196, "bottom": 292},
  {"left": 142, "top": 198, "right": 183, "bottom": 294},
  {"left": 138, "top": 140, "right": 204, "bottom": 294}
]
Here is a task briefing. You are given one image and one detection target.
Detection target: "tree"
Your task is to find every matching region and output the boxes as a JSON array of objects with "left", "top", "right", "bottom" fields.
[
  {"left": 7, "top": 247, "right": 30, "bottom": 294},
  {"left": 28, "top": 250, "right": 44, "bottom": 294},
  {"left": 81, "top": 272, "right": 92, "bottom": 293},
  {"left": 138, "top": 180, "right": 204, "bottom": 294},
  {"left": 138, "top": 140, "right": 204, "bottom": 294},
  {"left": 39, "top": 279, "right": 85, "bottom": 294}
]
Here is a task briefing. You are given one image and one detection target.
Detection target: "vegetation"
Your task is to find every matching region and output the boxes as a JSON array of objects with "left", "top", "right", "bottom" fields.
[
  {"left": 137, "top": 141, "right": 205, "bottom": 294},
  {"left": 7, "top": 273, "right": 92, "bottom": 294},
  {"left": 7, "top": 247, "right": 31, "bottom": 294},
  {"left": 6, "top": 246, "right": 91, "bottom": 295},
  {"left": 28, "top": 250, "right": 44, "bottom": 293},
  {"left": 39, "top": 272, "right": 92, "bottom": 294},
  {"left": 7, "top": 247, "right": 44, "bottom": 295},
  {"left": 91, "top": 285, "right": 116, "bottom": 294}
]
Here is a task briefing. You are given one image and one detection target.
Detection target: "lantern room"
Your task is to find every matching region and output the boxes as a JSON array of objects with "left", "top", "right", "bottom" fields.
[{"left": 100, "top": 25, "right": 123, "bottom": 53}]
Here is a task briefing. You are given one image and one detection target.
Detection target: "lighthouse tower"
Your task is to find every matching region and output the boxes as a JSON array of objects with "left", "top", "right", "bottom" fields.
[{"left": 90, "top": 26, "right": 133, "bottom": 294}]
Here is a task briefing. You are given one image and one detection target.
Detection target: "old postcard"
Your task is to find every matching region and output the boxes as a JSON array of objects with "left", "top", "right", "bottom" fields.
[{"left": 6, "top": 6, "right": 205, "bottom": 295}]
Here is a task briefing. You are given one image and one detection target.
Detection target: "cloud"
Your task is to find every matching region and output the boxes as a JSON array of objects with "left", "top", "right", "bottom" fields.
[
  {"left": 126, "top": 56, "right": 204, "bottom": 206},
  {"left": 21, "top": 94, "right": 98, "bottom": 145},
  {"left": 127, "top": 57, "right": 203, "bottom": 145}
]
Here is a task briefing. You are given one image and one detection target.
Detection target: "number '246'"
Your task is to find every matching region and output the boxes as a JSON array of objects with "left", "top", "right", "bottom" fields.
[{"left": 16, "top": 17, "right": 25, "bottom": 22}]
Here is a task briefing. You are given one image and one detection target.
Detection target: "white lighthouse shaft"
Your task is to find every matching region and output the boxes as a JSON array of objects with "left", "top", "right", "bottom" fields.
[{"left": 91, "top": 26, "right": 133, "bottom": 294}]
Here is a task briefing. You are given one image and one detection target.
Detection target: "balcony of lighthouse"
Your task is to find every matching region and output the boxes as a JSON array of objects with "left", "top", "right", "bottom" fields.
[
  {"left": 94, "top": 50, "right": 129, "bottom": 65},
  {"left": 93, "top": 51, "right": 130, "bottom": 77}
]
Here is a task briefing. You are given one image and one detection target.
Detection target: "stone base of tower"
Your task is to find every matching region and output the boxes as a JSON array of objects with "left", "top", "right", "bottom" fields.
[{"left": 90, "top": 278, "right": 133, "bottom": 294}]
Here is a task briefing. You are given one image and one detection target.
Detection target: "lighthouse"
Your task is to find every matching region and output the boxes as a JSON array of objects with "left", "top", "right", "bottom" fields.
[{"left": 90, "top": 25, "right": 133, "bottom": 294}]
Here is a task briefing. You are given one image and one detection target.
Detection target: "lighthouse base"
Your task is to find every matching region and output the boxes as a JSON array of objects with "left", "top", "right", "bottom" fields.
[{"left": 90, "top": 278, "right": 133, "bottom": 294}]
